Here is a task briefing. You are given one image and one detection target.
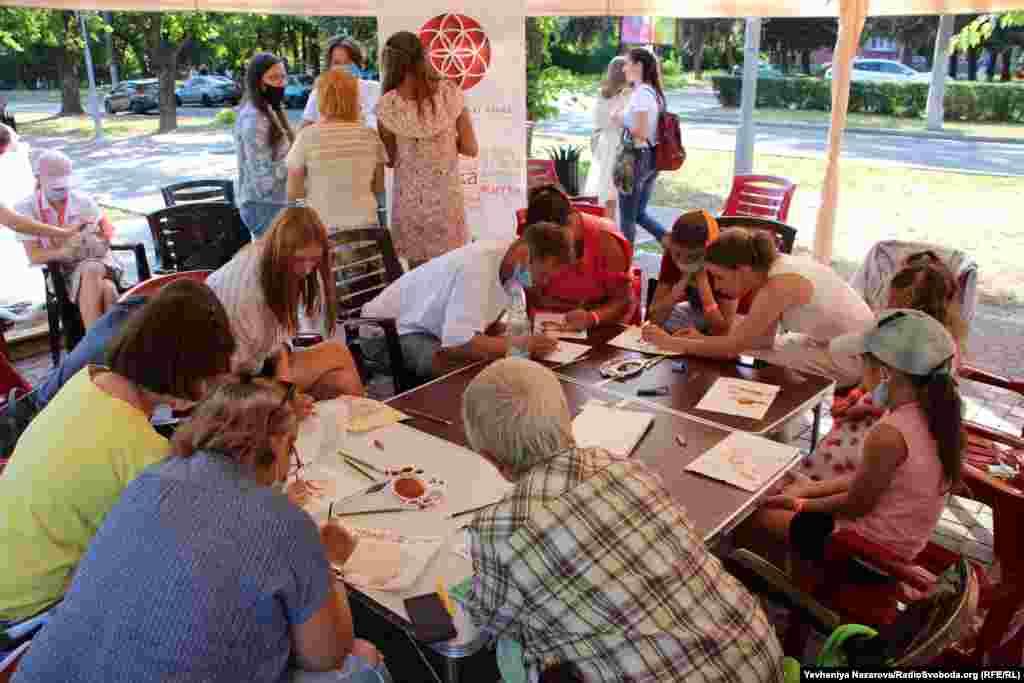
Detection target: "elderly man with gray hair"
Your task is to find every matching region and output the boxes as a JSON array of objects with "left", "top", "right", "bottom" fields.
[{"left": 460, "top": 358, "right": 784, "bottom": 683}]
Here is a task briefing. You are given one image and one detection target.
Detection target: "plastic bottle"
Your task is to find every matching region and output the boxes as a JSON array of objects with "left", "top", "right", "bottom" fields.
[{"left": 504, "top": 280, "right": 531, "bottom": 358}]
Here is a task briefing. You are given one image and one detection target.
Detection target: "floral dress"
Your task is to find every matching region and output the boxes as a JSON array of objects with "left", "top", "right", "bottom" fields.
[
  {"left": 376, "top": 80, "right": 467, "bottom": 262},
  {"left": 234, "top": 102, "right": 291, "bottom": 237}
]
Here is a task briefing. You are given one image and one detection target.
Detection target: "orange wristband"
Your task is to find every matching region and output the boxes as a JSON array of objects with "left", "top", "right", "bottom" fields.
[
  {"left": 793, "top": 498, "right": 806, "bottom": 514},
  {"left": 704, "top": 302, "right": 720, "bottom": 315},
  {"left": 590, "top": 311, "right": 601, "bottom": 328}
]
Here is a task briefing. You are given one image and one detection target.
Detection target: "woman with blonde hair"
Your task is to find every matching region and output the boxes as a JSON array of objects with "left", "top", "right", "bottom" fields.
[
  {"left": 583, "top": 56, "right": 629, "bottom": 219},
  {"left": 14, "top": 380, "right": 392, "bottom": 682},
  {"left": 377, "top": 30, "right": 478, "bottom": 269},
  {"left": 287, "top": 68, "right": 386, "bottom": 233},
  {"left": 235, "top": 52, "right": 295, "bottom": 238},
  {"left": 206, "top": 206, "right": 365, "bottom": 399}
]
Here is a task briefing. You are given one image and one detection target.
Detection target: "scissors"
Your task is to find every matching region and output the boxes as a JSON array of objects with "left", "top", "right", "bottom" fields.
[{"left": 599, "top": 355, "right": 666, "bottom": 380}]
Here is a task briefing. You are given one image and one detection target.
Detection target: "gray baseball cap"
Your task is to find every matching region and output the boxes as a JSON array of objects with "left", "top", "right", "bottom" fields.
[{"left": 830, "top": 308, "right": 956, "bottom": 377}]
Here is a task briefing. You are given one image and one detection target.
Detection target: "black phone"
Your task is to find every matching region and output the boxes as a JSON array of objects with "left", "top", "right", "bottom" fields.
[{"left": 403, "top": 592, "right": 457, "bottom": 643}]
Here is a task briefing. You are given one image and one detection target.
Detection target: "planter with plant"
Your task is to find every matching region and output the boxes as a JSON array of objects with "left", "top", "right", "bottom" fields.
[{"left": 546, "top": 144, "right": 583, "bottom": 195}]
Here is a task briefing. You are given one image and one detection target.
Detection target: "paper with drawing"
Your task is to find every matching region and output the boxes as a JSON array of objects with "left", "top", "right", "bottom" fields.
[
  {"left": 534, "top": 312, "right": 587, "bottom": 340},
  {"left": 607, "top": 326, "right": 676, "bottom": 355},
  {"left": 542, "top": 341, "right": 591, "bottom": 365},
  {"left": 695, "top": 377, "right": 781, "bottom": 420},
  {"left": 685, "top": 432, "right": 799, "bottom": 492}
]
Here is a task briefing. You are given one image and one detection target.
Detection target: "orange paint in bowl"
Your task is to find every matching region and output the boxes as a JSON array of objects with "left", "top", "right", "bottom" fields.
[{"left": 394, "top": 477, "right": 426, "bottom": 500}]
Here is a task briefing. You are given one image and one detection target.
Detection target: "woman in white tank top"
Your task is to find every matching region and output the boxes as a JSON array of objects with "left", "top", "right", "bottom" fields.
[{"left": 642, "top": 227, "right": 874, "bottom": 387}]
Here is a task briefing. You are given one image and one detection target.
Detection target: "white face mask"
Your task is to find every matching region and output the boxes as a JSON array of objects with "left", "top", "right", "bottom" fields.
[{"left": 45, "top": 186, "right": 69, "bottom": 203}]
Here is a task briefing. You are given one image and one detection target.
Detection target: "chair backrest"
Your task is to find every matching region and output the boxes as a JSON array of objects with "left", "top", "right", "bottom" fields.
[
  {"left": 146, "top": 203, "right": 250, "bottom": 273},
  {"left": 330, "top": 228, "right": 404, "bottom": 321},
  {"left": 0, "top": 354, "right": 32, "bottom": 398},
  {"left": 116, "top": 270, "right": 212, "bottom": 303},
  {"left": 848, "top": 240, "right": 978, "bottom": 327},
  {"left": 161, "top": 179, "right": 235, "bottom": 207},
  {"left": 527, "top": 159, "right": 558, "bottom": 190},
  {"left": 721, "top": 175, "right": 797, "bottom": 223},
  {"left": 716, "top": 215, "right": 798, "bottom": 255}
]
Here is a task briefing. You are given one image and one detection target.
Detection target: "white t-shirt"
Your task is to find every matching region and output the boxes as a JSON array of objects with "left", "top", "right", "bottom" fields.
[
  {"left": 14, "top": 191, "right": 102, "bottom": 249},
  {"left": 303, "top": 79, "right": 380, "bottom": 130},
  {"left": 361, "top": 241, "right": 512, "bottom": 348},
  {"left": 768, "top": 254, "right": 875, "bottom": 342},
  {"left": 623, "top": 84, "right": 661, "bottom": 146}
]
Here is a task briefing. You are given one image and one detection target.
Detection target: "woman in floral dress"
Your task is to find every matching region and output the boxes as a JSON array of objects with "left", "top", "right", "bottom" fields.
[{"left": 377, "top": 31, "right": 478, "bottom": 269}]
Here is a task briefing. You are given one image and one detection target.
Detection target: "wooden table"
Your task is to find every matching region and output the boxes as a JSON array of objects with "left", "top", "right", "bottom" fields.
[{"left": 545, "top": 324, "right": 835, "bottom": 437}]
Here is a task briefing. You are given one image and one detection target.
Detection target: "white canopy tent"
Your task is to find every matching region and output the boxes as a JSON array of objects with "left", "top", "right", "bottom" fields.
[{"left": 4, "top": 0, "right": 1022, "bottom": 261}]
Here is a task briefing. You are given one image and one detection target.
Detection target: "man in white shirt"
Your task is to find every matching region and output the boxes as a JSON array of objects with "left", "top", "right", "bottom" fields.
[
  {"left": 302, "top": 37, "right": 379, "bottom": 131},
  {"left": 361, "top": 223, "right": 571, "bottom": 382}
]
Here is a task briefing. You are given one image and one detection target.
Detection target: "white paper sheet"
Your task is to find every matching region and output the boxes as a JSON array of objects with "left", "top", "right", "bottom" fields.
[
  {"left": 541, "top": 340, "right": 591, "bottom": 365},
  {"left": 607, "top": 326, "right": 676, "bottom": 355},
  {"left": 685, "top": 432, "right": 799, "bottom": 492},
  {"left": 534, "top": 312, "right": 587, "bottom": 340},
  {"left": 694, "top": 377, "right": 781, "bottom": 420},
  {"left": 572, "top": 402, "right": 654, "bottom": 457}
]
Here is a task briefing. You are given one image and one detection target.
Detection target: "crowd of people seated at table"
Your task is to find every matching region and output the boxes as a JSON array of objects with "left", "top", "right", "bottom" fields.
[{"left": 0, "top": 30, "right": 984, "bottom": 682}]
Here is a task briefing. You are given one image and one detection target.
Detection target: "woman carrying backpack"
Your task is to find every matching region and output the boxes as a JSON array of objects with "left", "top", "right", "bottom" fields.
[{"left": 613, "top": 48, "right": 666, "bottom": 246}]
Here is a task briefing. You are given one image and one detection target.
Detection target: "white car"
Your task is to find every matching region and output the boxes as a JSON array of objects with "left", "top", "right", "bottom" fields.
[{"left": 825, "top": 59, "right": 931, "bottom": 84}]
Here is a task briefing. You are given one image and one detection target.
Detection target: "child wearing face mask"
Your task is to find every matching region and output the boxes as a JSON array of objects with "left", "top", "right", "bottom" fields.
[
  {"left": 646, "top": 210, "right": 733, "bottom": 336},
  {"left": 751, "top": 309, "right": 964, "bottom": 565},
  {"left": 15, "top": 149, "right": 122, "bottom": 328},
  {"left": 798, "top": 259, "right": 964, "bottom": 482}
]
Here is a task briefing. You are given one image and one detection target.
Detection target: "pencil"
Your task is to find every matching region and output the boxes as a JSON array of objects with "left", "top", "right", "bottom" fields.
[
  {"left": 436, "top": 577, "right": 456, "bottom": 618},
  {"left": 339, "top": 451, "right": 387, "bottom": 475},
  {"left": 403, "top": 408, "right": 454, "bottom": 426},
  {"left": 343, "top": 458, "right": 377, "bottom": 482},
  {"left": 328, "top": 502, "right": 334, "bottom": 519},
  {"left": 449, "top": 501, "right": 499, "bottom": 519},
  {"left": 334, "top": 508, "right": 409, "bottom": 518}
]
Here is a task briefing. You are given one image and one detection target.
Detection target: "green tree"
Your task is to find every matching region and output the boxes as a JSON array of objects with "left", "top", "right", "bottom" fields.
[{"left": 762, "top": 18, "right": 837, "bottom": 74}]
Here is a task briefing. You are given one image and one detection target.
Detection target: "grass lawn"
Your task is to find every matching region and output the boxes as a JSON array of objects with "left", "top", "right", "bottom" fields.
[
  {"left": 729, "top": 107, "right": 1024, "bottom": 140},
  {"left": 15, "top": 111, "right": 223, "bottom": 140},
  {"left": 534, "top": 131, "right": 1023, "bottom": 305}
]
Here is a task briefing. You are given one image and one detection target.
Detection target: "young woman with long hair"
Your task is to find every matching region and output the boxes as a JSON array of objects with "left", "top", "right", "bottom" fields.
[
  {"left": 235, "top": 52, "right": 295, "bottom": 238},
  {"left": 376, "top": 30, "right": 478, "bottom": 269},
  {"left": 614, "top": 48, "right": 667, "bottom": 245},
  {"left": 14, "top": 381, "right": 392, "bottom": 683},
  {"left": 642, "top": 227, "right": 875, "bottom": 388},
  {"left": 206, "top": 206, "right": 365, "bottom": 399},
  {"left": 583, "top": 56, "right": 630, "bottom": 219}
]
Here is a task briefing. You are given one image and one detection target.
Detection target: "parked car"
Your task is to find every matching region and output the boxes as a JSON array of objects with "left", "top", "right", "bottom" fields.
[
  {"left": 731, "top": 61, "right": 784, "bottom": 79},
  {"left": 284, "top": 75, "right": 314, "bottom": 109},
  {"left": 104, "top": 79, "right": 158, "bottom": 114},
  {"left": 175, "top": 76, "right": 240, "bottom": 107},
  {"left": 127, "top": 81, "right": 161, "bottom": 114},
  {"left": 206, "top": 74, "right": 242, "bottom": 102},
  {"left": 825, "top": 59, "right": 931, "bottom": 84}
]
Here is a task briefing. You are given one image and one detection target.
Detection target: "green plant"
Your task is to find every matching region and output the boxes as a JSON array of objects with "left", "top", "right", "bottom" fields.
[
  {"left": 526, "top": 65, "right": 561, "bottom": 122},
  {"left": 710, "top": 76, "right": 1024, "bottom": 123},
  {"left": 546, "top": 144, "right": 584, "bottom": 195},
  {"left": 213, "top": 107, "right": 237, "bottom": 127}
]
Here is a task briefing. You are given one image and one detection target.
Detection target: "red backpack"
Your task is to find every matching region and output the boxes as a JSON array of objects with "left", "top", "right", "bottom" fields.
[{"left": 654, "top": 110, "right": 686, "bottom": 172}]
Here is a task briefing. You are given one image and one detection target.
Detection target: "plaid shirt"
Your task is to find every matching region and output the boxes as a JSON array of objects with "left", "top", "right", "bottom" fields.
[{"left": 465, "top": 448, "right": 783, "bottom": 682}]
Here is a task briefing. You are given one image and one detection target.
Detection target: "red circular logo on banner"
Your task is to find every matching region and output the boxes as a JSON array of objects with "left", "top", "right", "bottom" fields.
[{"left": 419, "top": 13, "right": 491, "bottom": 91}]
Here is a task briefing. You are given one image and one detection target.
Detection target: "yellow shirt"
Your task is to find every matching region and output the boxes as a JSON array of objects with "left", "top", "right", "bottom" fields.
[{"left": 0, "top": 367, "right": 169, "bottom": 621}]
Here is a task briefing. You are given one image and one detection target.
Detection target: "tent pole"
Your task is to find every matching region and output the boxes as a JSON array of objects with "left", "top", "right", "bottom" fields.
[
  {"left": 926, "top": 14, "right": 955, "bottom": 131},
  {"left": 78, "top": 11, "right": 104, "bottom": 143},
  {"left": 734, "top": 17, "right": 761, "bottom": 176}
]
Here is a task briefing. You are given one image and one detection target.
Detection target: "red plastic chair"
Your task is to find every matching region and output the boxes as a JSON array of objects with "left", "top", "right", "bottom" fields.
[
  {"left": 117, "top": 270, "right": 212, "bottom": 303},
  {"left": 0, "top": 354, "right": 31, "bottom": 399},
  {"left": 721, "top": 175, "right": 797, "bottom": 223}
]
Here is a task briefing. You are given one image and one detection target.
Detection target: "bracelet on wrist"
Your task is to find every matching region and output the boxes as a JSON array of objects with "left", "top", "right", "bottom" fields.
[
  {"left": 590, "top": 311, "right": 601, "bottom": 328},
  {"left": 704, "top": 302, "right": 720, "bottom": 315},
  {"left": 793, "top": 498, "right": 806, "bottom": 514}
]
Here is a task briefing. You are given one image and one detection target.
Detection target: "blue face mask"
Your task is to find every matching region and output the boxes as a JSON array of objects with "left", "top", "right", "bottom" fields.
[
  {"left": 871, "top": 379, "right": 890, "bottom": 408},
  {"left": 511, "top": 264, "right": 533, "bottom": 289}
]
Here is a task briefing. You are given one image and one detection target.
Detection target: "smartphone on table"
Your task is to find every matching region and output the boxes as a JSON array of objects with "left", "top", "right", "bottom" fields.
[{"left": 403, "top": 592, "right": 457, "bottom": 643}]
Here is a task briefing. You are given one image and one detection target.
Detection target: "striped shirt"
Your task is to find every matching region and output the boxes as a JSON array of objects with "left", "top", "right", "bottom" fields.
[
  {"left": 206, "top": 240, "right": 289, "bottom": 375},
  {"left": 465, "top": 447, "right": 784, "bottom": 682},
  {"left": 286, "top": 122, "right": 384, "bottom": 232}
]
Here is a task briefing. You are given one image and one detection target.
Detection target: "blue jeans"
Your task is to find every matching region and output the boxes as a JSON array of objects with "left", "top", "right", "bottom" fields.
[
  {"left": 618, "top": 148, "right": 664, "bottom": 245},
  {"left": 360, "top": 332, "right": 441, "bottom": 383},
  {"left": 288, "top": 654, "right": 393, "bottom": 682}
]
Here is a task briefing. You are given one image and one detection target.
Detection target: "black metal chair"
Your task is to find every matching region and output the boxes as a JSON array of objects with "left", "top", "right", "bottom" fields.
[
  {"left": 146, "top": 203, "right": 250, "bottom": 273},
  {"left": 716, "top": 215, "right": 797, "bottom": 255},
  {"left": 161, "top": 179, "right": 235, "bottom": 207},
  {"left": 330, "top": 228, "right": 414, "bottom": 395},
  {"left": 43, "top": 243, "right": 151, "bottom": 365}
]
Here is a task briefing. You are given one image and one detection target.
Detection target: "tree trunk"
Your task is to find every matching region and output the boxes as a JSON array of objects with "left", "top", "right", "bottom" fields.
[
  {"left": 801, "top": 49, "right": 812, "bottom": 75},
  {"left": 691, "top": 21, "right": 707, "bottom": 78},
  {"left": 1001, "top": 49, "right": 1012, "bottom": 82},
  {"left": 104, "top": 11, "right": 119, "bottom": 86},
  {"left": 927, "top": 14, "right": 955, "bottom": 131},
  {"left": 948, "top": 51, "right": 958, "bottom": 79},
  {"left": 966, "top": 47, "right": 979, "bottom": 81},
  {"left": 59, "top": 11, "right": 84, "bottom": 116},
  {"left": 985, "top": 50, "right": 997, "bottom": 81}
]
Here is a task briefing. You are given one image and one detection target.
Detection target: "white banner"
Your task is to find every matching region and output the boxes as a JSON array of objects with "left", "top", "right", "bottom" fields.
[{"left": 378, "top": 3, "right": 527, "bottom": 243}]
